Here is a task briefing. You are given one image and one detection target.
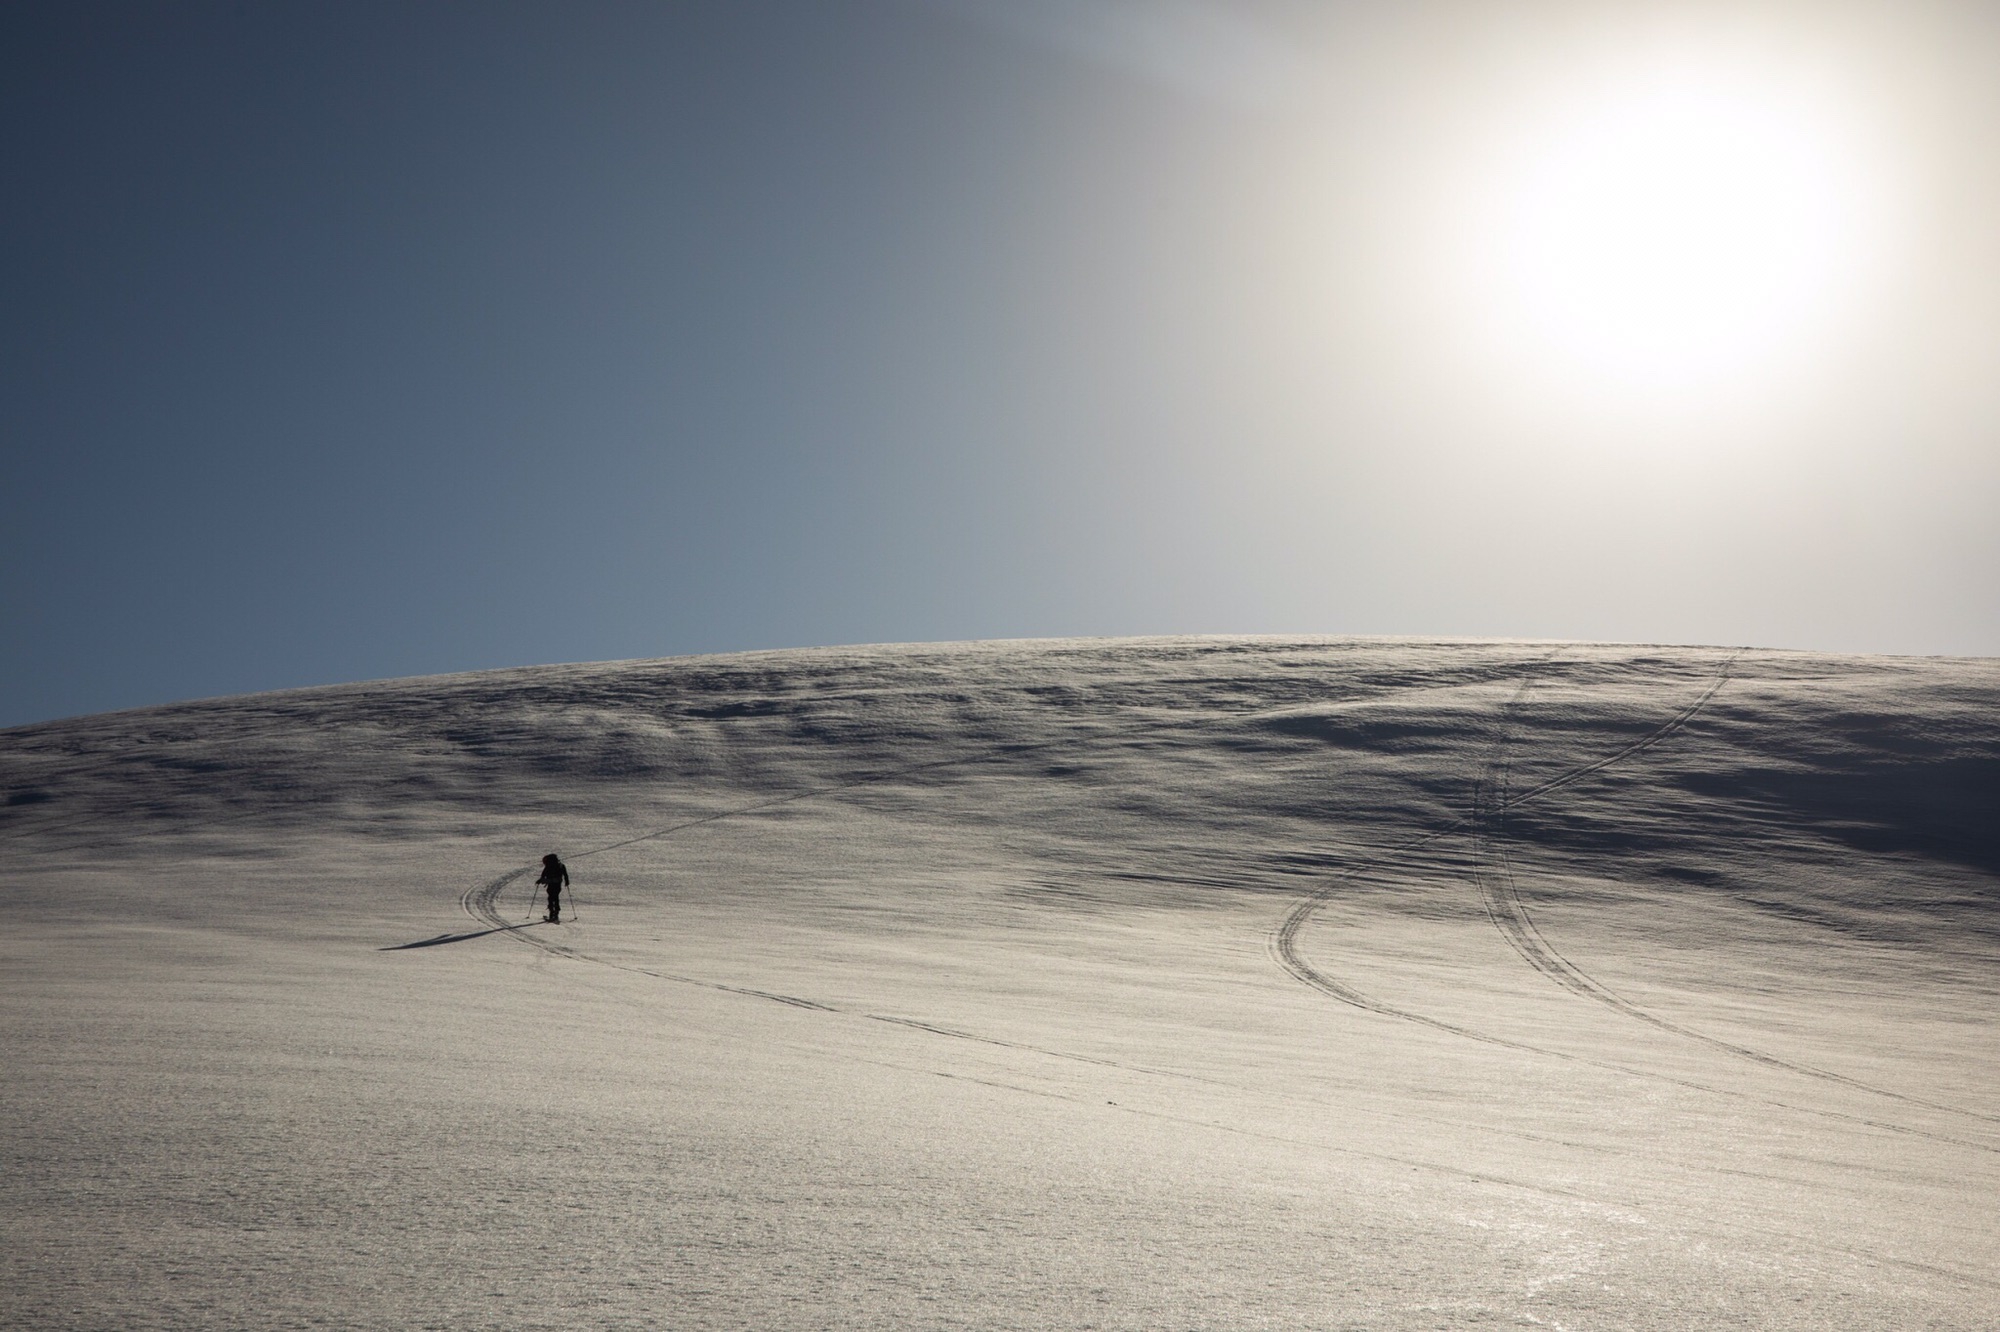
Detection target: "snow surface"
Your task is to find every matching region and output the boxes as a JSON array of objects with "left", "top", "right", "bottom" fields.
[{"left": 3, "top": 636, "right": 1996, "bottom": 1330}]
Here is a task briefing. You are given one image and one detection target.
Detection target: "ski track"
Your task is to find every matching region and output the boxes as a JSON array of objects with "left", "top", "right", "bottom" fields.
[
  {"left": 11, "top": 648, "right": 1994, "bottom": 1306},
  {"left": 1271, "top": 651, "right": 2000, "bottom": 1152},
  {"left": 1270, "top": 652, "right": 1737, "bottom": 1020},
  {"left": 460, "top": 855, "right": 2000, "bottom": 1294},
  {"left": 453, "top": 649, "right": 1997, "bottom": 1156},
  {"left": 535, "top": 921, "right": 2000, "bottom": 1295},
  {"left": 1467, "top": 661, "right": 2000, "bottom": 1127},
  {"left": 460, "top": 867, "right": 1223, "bottom": 1089},
  {"left": 447, "top": 665, "right": 1532, "bottom": 1092},
  {"left": 434, "top": 656, "right": 2000, "bottom": 1292}
]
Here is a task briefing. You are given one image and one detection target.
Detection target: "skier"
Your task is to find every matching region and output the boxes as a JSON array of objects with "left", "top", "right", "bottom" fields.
[{"left": 536, "top": 853, "right": 569, "bottom": 923}]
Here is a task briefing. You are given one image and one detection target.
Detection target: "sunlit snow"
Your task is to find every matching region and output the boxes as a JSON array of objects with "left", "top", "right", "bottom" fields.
[{"left": 4, "top": 638, "right": 1995, "bottom": 1329}]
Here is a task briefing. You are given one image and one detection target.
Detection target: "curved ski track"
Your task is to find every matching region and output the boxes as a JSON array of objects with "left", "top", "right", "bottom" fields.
[
  {"left": 450, "top": 650, "right": 1995, "bottom": 1156},
  {"left": 1270, "top": 654, "right": 1735, "bottom": 1016},
  {"left": 456, "top": 729, "right": 1264, "bottom": 1089},
  {"left": 441, "top": 649, "right": 2000, "bottom": 1313},
  {"left": 450, "top": 655, "right": 2000, "bottom": 1293},
  {"left": 1469, "top": 670, "right": 2000, "bottom": 1127},
  {"left": 450, "top": 661, "right": 1615, "bottom": 1106},
  {"left": 1277, "top": 651, "right": 1998, "bottom": 1138},
  {"left": 455, "top": 865, "right": 2000, "bottom": 1292}
]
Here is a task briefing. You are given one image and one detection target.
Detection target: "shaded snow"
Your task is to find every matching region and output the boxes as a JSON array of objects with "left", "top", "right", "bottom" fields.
[{"left": 3, "top": 637, "right": 1995, "bottom": 1329}]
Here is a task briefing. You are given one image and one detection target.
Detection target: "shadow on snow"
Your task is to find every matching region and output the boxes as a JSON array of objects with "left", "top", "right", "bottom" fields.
[{"left": 380, "top": 922, "right": 539, "bottom": 951}]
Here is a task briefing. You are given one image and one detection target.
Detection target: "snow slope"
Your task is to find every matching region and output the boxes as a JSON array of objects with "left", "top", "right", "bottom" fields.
[{"left": 3, "top": 637, "right": 1996, "bottom": 1330}]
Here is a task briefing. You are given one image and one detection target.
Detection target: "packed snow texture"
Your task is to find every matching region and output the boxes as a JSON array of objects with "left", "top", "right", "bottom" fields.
[{"left": 3, "top": 637, "right": 1996, "bottom": 1330}]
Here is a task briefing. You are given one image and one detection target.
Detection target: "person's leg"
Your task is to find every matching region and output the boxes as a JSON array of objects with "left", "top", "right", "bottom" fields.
[{"left": 547, "top": 887, "right": 560, "bottom": 922}]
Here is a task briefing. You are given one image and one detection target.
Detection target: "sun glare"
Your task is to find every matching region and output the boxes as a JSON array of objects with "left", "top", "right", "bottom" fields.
[{"left": 1456, "top": 57, "right": 1890, "bottom": 403}]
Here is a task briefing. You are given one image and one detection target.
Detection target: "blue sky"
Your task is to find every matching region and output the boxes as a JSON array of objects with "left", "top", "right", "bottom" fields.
[{"left": 6, "top": 1, "right": 1997, "bottom": 727}]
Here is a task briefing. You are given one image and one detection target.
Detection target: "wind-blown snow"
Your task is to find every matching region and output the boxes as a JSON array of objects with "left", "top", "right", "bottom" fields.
[{"left": 3, "top": 637, "right": 1995, "bottom": 1329}]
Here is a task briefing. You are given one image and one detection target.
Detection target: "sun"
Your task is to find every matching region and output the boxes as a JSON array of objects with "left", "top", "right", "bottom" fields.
[{"left": 1461, "top": 60, "right": 1887, "bottom": 400}]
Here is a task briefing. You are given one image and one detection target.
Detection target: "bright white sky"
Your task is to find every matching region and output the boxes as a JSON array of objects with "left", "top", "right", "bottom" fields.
[
  {"left": 1366, "top": 8, "right": 1919, "bottom": 430},
  {"left": 1460, "top": 55, "right": 1890, "bottom": 398}
]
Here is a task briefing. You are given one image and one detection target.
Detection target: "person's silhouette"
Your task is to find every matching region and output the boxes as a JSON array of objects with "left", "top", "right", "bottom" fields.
[{"left": 536, "top": 853, "right": 569, "bottom": 923}]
